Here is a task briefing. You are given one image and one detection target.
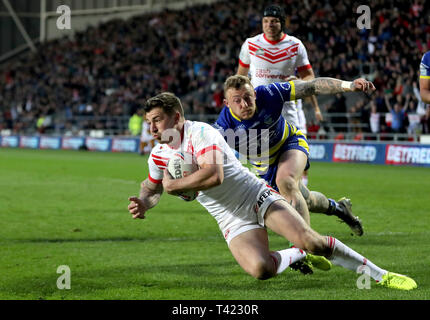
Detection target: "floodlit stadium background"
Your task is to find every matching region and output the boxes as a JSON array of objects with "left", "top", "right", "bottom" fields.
[{"left": 0, "top": 0, "right": 429, "bottom": 301}]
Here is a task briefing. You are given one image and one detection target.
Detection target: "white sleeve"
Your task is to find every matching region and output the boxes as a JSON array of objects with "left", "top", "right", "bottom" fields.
[
  {"left": 192, "top": 124, "right": 224, "bottom": 160},
  {"left": 147, "top": 150, "right": 166, "bottom": 184},
  {"left": 296, "top": 41, "right": 311, "bottom": 71},
  {"left": 238, "top": 39, "right": 250, "bottom": 67}
]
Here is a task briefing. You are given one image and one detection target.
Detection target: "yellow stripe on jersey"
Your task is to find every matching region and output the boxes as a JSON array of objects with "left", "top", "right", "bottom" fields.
[
  {"left": 251, "top": 123, "right": 309, "bottom": 171},
  {"left": 249, "top": 120, "right": 290, "bottom": 163},
  {"left": 289, "top": 80, "right": 296, "bottom": 101},
  {"left": 298, "top": 136, "right": 310, "bottom": 153},
  {"left": 229, "top": 107, "right": 242, "bottom": 121},
  {"left": 420, "top": 75, "right": 430, "bottom": 79}
]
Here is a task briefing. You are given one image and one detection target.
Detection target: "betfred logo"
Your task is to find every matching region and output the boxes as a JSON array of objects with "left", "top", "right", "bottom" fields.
[
  {"left": 333, "top": 144, "right": 377, "bottom": 162},
  {"left": 386, "top": 145, "right": 430, "bottom": 165}
]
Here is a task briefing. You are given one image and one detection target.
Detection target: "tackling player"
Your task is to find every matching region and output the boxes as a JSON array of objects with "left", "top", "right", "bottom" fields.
[
  {"left": 420, "top": 51, "right": 430, "bottom": 104},
  {"left": 214, "top": 75, "right": 365, "bottom": 239},
  {"left": 127, "top": 91, "right": 417, "bottom": 290}
]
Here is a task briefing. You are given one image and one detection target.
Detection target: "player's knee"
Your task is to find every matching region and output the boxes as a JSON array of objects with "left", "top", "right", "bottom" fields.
[
  {"left": 248, "top": 259, "right": 275, "bottom": 280},
  {"left": 276, "top": 174, "right": 298, "bottom": 194}
]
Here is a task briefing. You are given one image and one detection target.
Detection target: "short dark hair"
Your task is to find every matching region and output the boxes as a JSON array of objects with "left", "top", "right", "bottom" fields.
[
  {"left": 145, "top": 92, "right": 184, "bottom": 117},
  {"left": 223, "top": 75, "right": 253, "bottom": 93}
]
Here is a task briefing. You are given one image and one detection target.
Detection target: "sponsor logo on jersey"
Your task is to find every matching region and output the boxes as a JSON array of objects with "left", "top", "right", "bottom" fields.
[
  {"left": 256, "top": 189, "right": 272, "bottom": 209},
  {"left": 280, "top": 82, "right": 291, "bottom": 91},
  {"left": 256, "top": 48, "right": 265, "bottom": 56},
  {"left": 420, "top": 63, "right": 428, "bottom": 76}
]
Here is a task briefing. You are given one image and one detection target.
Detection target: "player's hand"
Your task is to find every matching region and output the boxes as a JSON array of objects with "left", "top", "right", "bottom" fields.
[
  {"left": 128, "top": 196, "right": 147, "bottom": 219},
  {"left": 285, "top": 75, "right": 298, "bottom": 82},
  {"left": 315, "top": 111, "right": 323, "bottom": 122},
  {"left": 352, "top": 78, "right": 376, "bottom": 93},
  {"left": 162, "top": 170, "right": 180, "bottom": 195}
]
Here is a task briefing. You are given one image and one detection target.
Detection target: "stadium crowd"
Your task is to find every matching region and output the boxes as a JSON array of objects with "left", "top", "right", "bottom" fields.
[{"left": 0, "top": 0, "right": 429, "bottom": 136}]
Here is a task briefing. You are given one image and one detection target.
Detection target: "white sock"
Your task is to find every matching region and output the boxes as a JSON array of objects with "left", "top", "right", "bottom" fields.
[
  {"left": 271, "top": 248, "right": 307, "bottom": 274},
  {"left": 326, "top": 236, "right": 387, "bottom": 281}
]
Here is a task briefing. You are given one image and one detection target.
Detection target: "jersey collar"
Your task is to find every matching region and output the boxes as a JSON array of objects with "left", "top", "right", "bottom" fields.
[
  {"left": 228, "top": 106, "right": 258, "bottom": 122},
  {"left": 229, "top": 107, "right": 242, "bottom": 122},
  {"left": 263, "top": 33, "right": 287, "bottom": 45}
]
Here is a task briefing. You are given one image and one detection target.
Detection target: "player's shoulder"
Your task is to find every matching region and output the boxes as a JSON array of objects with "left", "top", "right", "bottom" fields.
[
  {"left": 149, "top": 143, "right": 167, "bottom": 158},
  {"left": 284, "top": 34, "right": 303, "bottom": 43},
  {"left": 214, "top": 107, "right": 229, "bottom": 123},
  {"left": 422, "top": 51, "right": 430, "bottom": 66},
  {"left": 244, "top": 33, "right": 265, "bottom": 45},
  {"left": 256, "top": 81, "right": 290, "bottom": 96},
  {"left": 188, "top": 120, "right": 219, "bottom": 136}
]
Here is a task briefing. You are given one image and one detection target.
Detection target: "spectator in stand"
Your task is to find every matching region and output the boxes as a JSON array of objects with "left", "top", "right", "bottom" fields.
[
  {"left": 384, "top": 93, "right": 410, "bottom": 133},
  {"left": 128, "top": 109, "right": 143, "bottom": 136},
  {"left": 326, "top": 94, "right": 348, "bottom": 133},
  {"left": 368, "top": 101, "right": 381, "bottom": 135}
]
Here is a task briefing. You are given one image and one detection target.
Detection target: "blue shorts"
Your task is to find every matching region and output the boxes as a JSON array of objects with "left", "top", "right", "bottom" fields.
[{"left": 257, "top": 132, "right": 310, "bottom": 192}]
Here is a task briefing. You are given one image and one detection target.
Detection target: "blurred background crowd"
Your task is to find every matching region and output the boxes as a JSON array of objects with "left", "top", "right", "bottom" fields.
[{"left": 1, "top": 0, "right": 430, "bottom": 137}]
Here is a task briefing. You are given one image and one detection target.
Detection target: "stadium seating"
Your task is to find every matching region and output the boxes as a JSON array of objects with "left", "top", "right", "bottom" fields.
[{"left": 0, "top": 0, "right": 429, "bottom": 138}]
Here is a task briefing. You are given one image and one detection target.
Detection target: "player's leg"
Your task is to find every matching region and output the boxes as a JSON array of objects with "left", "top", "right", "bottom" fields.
[
  {"left": 275, "top": 149, "right": 310, "bottom": 225},
  {"left": 140, "top": 141, "right": 147, "bottom": 155},
  {"left": 264, "top": 200, "right": 417, "bottom": 290},
  {"left": 298, "top": 181, "right": 364, "bottom": 236},
  {"left": 228, "top": 228, "right": 307, "bottom": 280}
]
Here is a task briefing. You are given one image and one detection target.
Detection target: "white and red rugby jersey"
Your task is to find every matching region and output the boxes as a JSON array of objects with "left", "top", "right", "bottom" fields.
[
  {"left": 239, "top": 33, "right": 312, "bottom": 128},
  {"left": 239, "top": 33, "right": 311, "bottom": 88},
  {"left": 147, "top": 120, "right": 270, "bottom": 227}
]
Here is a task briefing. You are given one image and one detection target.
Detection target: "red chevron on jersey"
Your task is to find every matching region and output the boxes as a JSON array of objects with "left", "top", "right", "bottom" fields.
[
  {"left": 249, "top": 42, "right": 299, "bottom": 57},
  {"left": 249, "top": 42, "right": 299, "bottom": 64},
  {"left": 250, "top": 51, "right": 299, "bottom": 64},
  {"left": 152, "top": 155, "right": 168, "bottom": 169}
]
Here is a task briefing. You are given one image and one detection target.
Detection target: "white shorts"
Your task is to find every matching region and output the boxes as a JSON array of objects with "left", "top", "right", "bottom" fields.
[{"left": 219, "top": 183, "right": 285, "bottom": 246}]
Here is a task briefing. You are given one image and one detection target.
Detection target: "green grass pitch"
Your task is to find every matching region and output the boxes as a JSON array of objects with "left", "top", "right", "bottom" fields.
[{"left": 1, "top": 148, "right": 429, "bottom": 300}]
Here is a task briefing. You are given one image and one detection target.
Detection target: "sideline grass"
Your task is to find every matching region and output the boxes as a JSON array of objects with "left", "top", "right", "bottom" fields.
[{"left": 0, "top": 148, "right": 429, "bottom": 300}]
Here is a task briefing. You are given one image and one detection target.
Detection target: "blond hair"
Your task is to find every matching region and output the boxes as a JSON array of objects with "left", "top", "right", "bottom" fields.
[{"left": 223, "top": 75, "right": 253, "bottom": 93}]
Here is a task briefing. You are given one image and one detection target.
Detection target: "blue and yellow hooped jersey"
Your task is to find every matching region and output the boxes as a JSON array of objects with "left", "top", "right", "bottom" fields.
[
  {"left": 420, "top": 51, "right": 430, "bottom": 79},
  {"left": 214, "top": 81, "right": 309, "bottom": 174}
]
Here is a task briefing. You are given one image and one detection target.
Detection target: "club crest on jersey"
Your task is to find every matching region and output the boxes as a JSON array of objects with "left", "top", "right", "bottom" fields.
[
  {"left": 256, "top": 48, "right": 265, "bottom": 56},
  {"left": 280, "top": 82, "right": 291, "bottom": 91},
  {"left": 420, "top": 63, "right": 428, "bottom": 76}
]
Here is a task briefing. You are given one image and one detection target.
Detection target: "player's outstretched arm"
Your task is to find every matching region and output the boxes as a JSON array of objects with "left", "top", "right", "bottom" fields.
[
  {"left": 128, "top": 179, "right": 163, "bottom": 219},
  {"left": 293, "top": 77, "right": 375, "bottom": 100}
]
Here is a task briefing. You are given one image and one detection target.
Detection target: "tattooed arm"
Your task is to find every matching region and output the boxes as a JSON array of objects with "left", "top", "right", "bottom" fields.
[
  {"left": 127, "top": 179, "right": 163, "bottom": 219},
  {"left": 293, "top": 77, "right": 375, "bottom": 100}
]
